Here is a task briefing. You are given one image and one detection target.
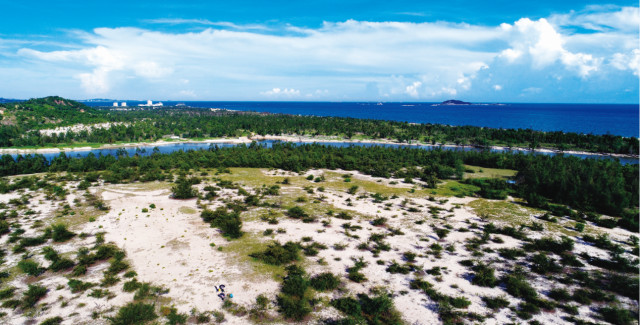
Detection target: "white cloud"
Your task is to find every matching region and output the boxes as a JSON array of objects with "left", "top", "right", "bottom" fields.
[
  {"left": 261, "top": 88, "right": 301, "bottom": 97},
  {"left": 405, "top": 81, "right": 422, "bottom": 98},
  {"left": 611, "top": 49, "right": 640, "bottom": 75},
  {"left": 499, "top": 18, "right": 600, "bottom": 77},
  {"left": 493, "top": 85, "right": 502, "bottom": 91},
  {"left": 549, "top": 6, "right": 640, "bottom": 33},
  {"left": 6, "top": 5, "right": 638, "bottom": 101}
]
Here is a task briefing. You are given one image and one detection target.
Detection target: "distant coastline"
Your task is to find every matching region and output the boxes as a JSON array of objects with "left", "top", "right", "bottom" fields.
[{"left": 81, "top": 101, "right": 640, "bottom": 138}]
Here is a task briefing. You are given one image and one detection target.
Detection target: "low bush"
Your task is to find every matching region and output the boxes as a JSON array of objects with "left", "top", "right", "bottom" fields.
[
  {"left": 481, "top": 296, "right": 509, "bottom": 310},
  {"left": 471, "top": 263, "right": 497, "bottom": 287},
  {"left": 347, "top": 257, "right": 368, "bottom": 283},
  {"left": 599, "top": 306, "right": 636, "bottom": 325},
  {"left": 50, "top": 224, "right": 76, "bottom": 242},
  {"left": 40, "top": 316, "right": 64, "bottom": 325},
  {"left": 503, "top": 270, "right": 537, "bottom": 301},
  {"left": 201, "top": 207, "right": 243, "bottom": 239},
  {"left": 0, "top": 287, "right": 15, "bottom": 300},
  {"left": 524, "top": 236, "right": 574, "bottom": 254},
  {"left": 277, "top": 265, "right": 312, "bottom": 321},
  {"left": 250, "top": 241, "right": 300, "bottom": 265},
  {"left": 331, "top": 292, "right": 403, "bottom": 325},
  {"left": 386, "top": 261, "right": 414, "bottom": 274},
  {"left": 335, "top": 212, "right": 353, "bottom": 220},
  {"left": 498, "top": 248, "right": 526, "bottom": 260},
  {"left": 22, "top": 284, "right": 48, "bottom": 308},
  {"left": 68, "top": 279, "right": 94, "bottom": 293},
  {"left": 123, "top": 279, "right": 141, "bottom": 292},
  {"left": 310, "top": 272, "right": 340, "bottom": 291},
  {"left": 548, "top": 288, "right": 571, "bottom": 301},
  {"left": 450, "top": 296, "right": 471, "bottom": 308},
  {"left": 165, "top": 306, "right": 188, "bottom": 325},
  {"left": 530, "top": 253, "right": 562, "bottom": 274},
  {"left": 18, "top": 259, "right": 45, "bottom": 276},
  {"left": 108, "top": 302, "right": 157, "bottom": 325}
]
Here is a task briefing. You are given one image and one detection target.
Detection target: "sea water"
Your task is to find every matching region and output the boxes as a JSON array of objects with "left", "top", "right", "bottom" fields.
[{"left": 86, "top": 101, "right": 640, "bottom": 137}]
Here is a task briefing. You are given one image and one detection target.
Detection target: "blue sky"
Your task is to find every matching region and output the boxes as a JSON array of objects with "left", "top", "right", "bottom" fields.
[{"left": 0, "top": 1, "right": 638, "bottom": 102}]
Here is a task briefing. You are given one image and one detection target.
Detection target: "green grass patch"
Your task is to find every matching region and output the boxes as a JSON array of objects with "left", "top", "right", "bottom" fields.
[{"left": 463, "top": 165, "right": 517, "bottom": 179}]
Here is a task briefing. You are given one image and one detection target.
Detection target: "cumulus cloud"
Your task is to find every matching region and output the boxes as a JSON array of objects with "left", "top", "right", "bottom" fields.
[
  {"left": 405, "top": 81, "right": 422, "bottom": 98},
  {"left": 499, "top": 18, "right": 600, "bottom": 76},
  {"left": 4, "top": 5, "right": 638, "bottom": 101},
  {"left": 261, "top": 88, "right": 301, "bottom": 97}
]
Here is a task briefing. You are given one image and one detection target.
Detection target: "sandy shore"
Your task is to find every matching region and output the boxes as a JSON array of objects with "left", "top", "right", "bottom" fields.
[{"left": 0, "top": 134, "right": 637, "bottom": 159}]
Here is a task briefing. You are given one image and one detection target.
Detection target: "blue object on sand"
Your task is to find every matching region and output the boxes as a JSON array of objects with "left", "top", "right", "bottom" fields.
[{"left": 229, "top": 293, "right": 233, "bottom": 298}]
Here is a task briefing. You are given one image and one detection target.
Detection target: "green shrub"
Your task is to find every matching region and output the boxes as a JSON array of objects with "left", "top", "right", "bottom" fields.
[
  {"left": 49, "top": 258, "right": 75, "bottom": 272},
  {"left": 498, "top": 248, "right": 527, "bottom": 260},
  {"left": 165, "top": 307, "right": 188, "bottom": 325},
  {"left": 40, "top": 316, "right": 64, "bottom": 325},
  {"left": 524, "top": 236, "right": 574, "bottom": 254},
  {"left": 250, "top": 241, "right": 300, "bottom": 265},
  {"left": 335, "top": 212, "right": 353, "bottom": 220},
  {"left": 310, "top": 272, "right": 340, "bottom": 291},
  {"left": 287, "top": 207, "right": 308, "bottom": 220},
  {"left": 108, "top": 302, "right": 157, "bottom": 325},
  {"left": 481, "top": 296, "right": 509, "bottom": 310},
  {"left": 201, "top": 207, "right": 243, "bottom": 239},
  {"left": 471, "top": 263, "right": 497, "bottom": 287},
  {"left": 385, "top": 261, "right": 413, "bottom": 274},
  {"left": 435, "top": 228, "right": 450, "bottom": 239},
  {"left": 503, "top": 271, "right": 537, "bottom": 301},
  {"left": 347, "top": 257, "right": 368, "bottom": 283},
  {"left": 51, "top": 224, "right": 76, "bottom": 242},
  {"left": 88, "top": 289, "right": 111, "bottom": 298},
  {"left": 171, "top": 175, "right": 197, "bottom": 199},
  {"left": 123, "top": 279, "right": 142, "bottom": 292},
  {"left": 371, "top": 217, "right": 387, "bottom": 226},
  {"left": 450, "top": 296, "right": 471, "bottom": 308},
  {"left": 403, "top": 251, "right": 417, "bottom": 262},
  {"left": 277, "top": 293, "right": 311, "bottom": 321},
  {"left": 22, "top": 284, "right": 48, "bottom": 308},
  {"left": 572, "top": 289, "right": 591, "bottom": 305},
  {"left": 0, "top": 287, "right": 15, "bottom": 300},
  {"left": 281, "top": 265, "right": 309, "bottom": 297},
  {"left": 1, "top": 299, "right": 20, "bottom": 309},
  {"left": 277, "top": 265, "right": 312, "bottom": 321},
  {"left": 347, "top": 186, "right": 359, "bottom": 195},
  {"left": 599, "top": 306, "right": 635, "bottom": 325},
  {"left": 530, "top": 253, "right": 562, "bottom": 274},
  {"left": 18, "top": 259, "right": 45, "bottom": 276},
  {"left": 331, "top": 293, "right": 403, "bottom": 325},
  {"left": 548, "top": 288, "right": 571, "bottom": 301},
  {"left": 68, "top": 279, "right": 94, "bottom": 293},
  {"left": 0, "top": 220, "right": 10, "bottom": 236}
]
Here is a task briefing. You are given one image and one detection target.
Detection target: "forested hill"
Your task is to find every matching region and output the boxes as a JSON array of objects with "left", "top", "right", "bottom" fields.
[
  {"left": 0, "top": 96, "right": 638, "bottom": 156},
  {"left": 3, "top": 96, "right": 89, "bottom": 112},
  {"left": 0, "top": 96, "right": 106, "bottom": 129}
]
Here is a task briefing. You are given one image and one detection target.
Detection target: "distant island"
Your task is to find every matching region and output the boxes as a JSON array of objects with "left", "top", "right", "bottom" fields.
[{"left": 437, "top": 99, "right": 472, "bottom": 105}]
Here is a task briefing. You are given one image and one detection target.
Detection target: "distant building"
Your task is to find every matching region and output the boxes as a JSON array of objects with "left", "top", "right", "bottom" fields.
[
  {"left": 113, "top": 102, "right": 119, "bottom": 107},
  {"left": 121, "top": 102, "right": 127, "bottom": 107},
  {"left": 138, "top": 100, "right": 163, "bottom": 107}
]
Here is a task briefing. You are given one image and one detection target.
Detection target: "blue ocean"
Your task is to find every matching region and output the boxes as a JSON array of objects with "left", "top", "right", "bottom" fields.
[{"left": 87, "top": 101, "right": 639, "bottom": 137}]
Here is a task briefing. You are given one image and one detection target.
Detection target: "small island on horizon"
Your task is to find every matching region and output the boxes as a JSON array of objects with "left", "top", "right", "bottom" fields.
[{"left": 439, "top": 99, "right": 472, "bottom": 105}]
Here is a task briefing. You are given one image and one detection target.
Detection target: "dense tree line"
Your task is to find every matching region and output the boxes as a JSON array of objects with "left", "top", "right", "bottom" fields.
[
  {"left": 1, "top": 97, "right": 637, "bottom": 155},
  {"left": 0, "top": 143, "right": 637, "bottom": 219}
]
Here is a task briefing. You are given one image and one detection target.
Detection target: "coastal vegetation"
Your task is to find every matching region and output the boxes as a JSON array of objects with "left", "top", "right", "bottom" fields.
[
  {"left": 1, "top": 141, "right": 637, "bottom": 223},
  {"left": 1, "top": 97, "right": 637, "bottom": 155},
  {"left": 0, "top": 96, "right": 637, "bottom": 324}
]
